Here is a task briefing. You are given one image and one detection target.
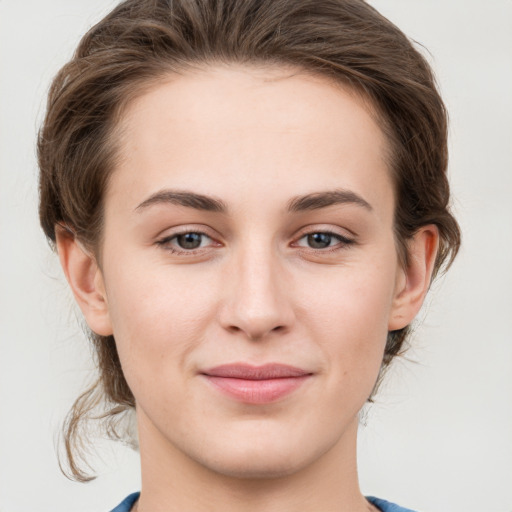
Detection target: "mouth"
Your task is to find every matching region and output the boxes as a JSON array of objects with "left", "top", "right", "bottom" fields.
[{"left": 200, "top": 363, "right": 313, "bottom": 404}]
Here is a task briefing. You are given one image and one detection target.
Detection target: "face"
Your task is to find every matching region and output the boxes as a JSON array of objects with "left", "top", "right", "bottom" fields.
[{"left": 91, "top": 65, "right": 409, "bottom": 478}]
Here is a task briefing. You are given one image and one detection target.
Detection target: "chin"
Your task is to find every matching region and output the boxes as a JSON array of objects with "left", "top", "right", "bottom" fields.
[
  {"left": 186, "top": 425, "right": 328, "bottom": 480},
  {"left": 198, "top": 448, "right": 310, "bottom": 480}
]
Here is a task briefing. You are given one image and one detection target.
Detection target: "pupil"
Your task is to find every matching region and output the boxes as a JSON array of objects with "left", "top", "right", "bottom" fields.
[
  {"left": 308, "top": 233, "right": 331, "bottom": 248},
  {"left": 177, "top": 233, "right": 202, "bottom": 249}
]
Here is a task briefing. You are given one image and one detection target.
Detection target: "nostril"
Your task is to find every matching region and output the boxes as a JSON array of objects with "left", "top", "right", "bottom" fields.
[{"left": 224, "top": 323, "right": 287, "bottom": 340}]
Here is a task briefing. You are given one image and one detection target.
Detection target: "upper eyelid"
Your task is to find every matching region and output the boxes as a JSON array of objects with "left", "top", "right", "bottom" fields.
[
  {"left": 297, "top": 231, "right": 352, "bottom": 241},
  {"left": 155, "top": 224, "right": 219, "bottom": 240},
  {"left": 292, "top": 225, "right": 357, "bottom": 240},
  {"left": 297, "top": 228, "right": 351, "bottom": 237}
]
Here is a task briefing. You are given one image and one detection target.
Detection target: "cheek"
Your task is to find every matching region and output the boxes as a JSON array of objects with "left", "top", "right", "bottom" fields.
[
  {"left": 103, "top": 257, "right": 220, "bottom": 382},
  {"left": 302, "top": 259, "right": 395, "bottom": 337},
  {"left": 298, "top": 258, "right": 397, "bottom": 383}
]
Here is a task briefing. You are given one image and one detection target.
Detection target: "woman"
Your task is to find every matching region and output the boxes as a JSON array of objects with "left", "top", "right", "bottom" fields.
[{"left": 38, "top": 1, "right": 460, "bottom": 511}]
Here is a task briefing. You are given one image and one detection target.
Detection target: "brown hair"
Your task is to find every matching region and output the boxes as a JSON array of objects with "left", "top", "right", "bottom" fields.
[{"left": 38, "top": 0, "right": 460, "bottom": 481}]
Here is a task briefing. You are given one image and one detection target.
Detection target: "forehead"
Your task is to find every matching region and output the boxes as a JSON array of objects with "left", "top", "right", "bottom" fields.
[{"left": 109, "top": 64, "right": 393, "bottom": 216}]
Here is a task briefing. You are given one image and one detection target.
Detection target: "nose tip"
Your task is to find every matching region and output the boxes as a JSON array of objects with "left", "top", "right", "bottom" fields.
[{"left": 218, "top": 253, "right": 294, "bottom": 341}]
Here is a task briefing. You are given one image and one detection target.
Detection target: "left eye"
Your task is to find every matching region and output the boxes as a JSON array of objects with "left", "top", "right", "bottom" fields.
[{"left": 296, "top": 232, "right": 351, "bottom": 249}]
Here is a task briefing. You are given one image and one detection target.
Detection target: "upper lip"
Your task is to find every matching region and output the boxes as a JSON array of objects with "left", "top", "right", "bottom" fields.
[{"left": 201, "top": 363, "right": 311, "bottom": 380}]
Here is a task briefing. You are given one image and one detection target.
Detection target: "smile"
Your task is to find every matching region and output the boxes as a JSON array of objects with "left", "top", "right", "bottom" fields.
[{"left": 200, "top": 363, "right": 313, "bottom": 404}]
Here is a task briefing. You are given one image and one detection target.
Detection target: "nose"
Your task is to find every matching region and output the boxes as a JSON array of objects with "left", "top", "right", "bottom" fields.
[{"left": 218, "top": 244, "right": 295, "bottom": 341}]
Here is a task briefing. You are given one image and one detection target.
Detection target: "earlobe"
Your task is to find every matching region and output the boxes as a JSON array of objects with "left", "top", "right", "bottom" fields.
[
  {"left": 388, "top": 225, "right": 439, "bottom": 331},
  {"left": 55, "top": 225, "right": 113, "bottom": 336}
]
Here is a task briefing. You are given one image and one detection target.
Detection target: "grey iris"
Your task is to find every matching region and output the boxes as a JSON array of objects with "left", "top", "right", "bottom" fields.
[
  {"left": 307, "top": 233, "right": 332, "bottom": 248},
  {"left": 177, "top": 233, "right": 203, "bottom": 249}
]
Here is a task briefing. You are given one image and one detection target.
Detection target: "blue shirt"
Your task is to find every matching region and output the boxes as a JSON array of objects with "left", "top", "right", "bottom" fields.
[{"left": 109, "top": 492, "right": 418, "bottom": 511}]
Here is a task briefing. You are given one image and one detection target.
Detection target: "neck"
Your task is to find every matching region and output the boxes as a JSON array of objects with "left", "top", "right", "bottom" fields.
[{"left": 135, "top": 413, "right": 371, "bottom": 512}]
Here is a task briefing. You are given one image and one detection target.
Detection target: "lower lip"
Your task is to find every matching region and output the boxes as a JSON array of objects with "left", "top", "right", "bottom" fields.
[{"left": 203, "top": 375, "right": 311, "bottom": 404}]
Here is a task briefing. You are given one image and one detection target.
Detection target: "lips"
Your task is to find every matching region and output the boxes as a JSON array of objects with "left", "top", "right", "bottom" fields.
[{"left": 200, "top": 363, "right": 312, "bottom": 404}]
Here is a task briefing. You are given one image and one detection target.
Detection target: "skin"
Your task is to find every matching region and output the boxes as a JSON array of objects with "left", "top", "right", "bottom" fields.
[{"left": 57, "top": 65, "right": 438, "bottom": 512}]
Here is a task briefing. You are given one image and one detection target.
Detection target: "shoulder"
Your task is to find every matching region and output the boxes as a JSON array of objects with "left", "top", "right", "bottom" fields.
[
  {"left": 109, "top": 492, "right": 140, "bottom": 512},
  {"left": 367, "top": 496, "right": 419, "bottom": 512}
]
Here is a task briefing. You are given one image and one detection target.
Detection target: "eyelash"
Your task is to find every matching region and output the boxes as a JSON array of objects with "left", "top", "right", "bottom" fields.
[{"left": 155, "top": 229, "right": 355, "bottom": 256}]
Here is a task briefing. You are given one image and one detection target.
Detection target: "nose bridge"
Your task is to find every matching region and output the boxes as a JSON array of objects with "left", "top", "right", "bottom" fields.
[{"left": 220, "top": 236, "right": 293, "bottom": 340}]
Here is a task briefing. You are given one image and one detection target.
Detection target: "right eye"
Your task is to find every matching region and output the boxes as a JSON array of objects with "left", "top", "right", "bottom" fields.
[{"left": 157, "top": 231, "right": 216, "bottom": 254}]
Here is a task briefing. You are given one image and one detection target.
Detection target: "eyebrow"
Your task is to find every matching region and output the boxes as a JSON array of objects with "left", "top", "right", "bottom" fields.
[
  {"left": 135, "top": 190, "right": 228, "bottom": 213},
  {"left": 135, "top": 188, "right": 372, "bottom": 214},
  {"left": 287, "top": 189, "right": 373, "bottom": 212}
]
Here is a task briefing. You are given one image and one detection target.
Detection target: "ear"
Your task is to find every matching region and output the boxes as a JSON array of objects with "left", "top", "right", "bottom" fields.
[
  {"left": 388, "top": 225, "right": 439, "bottom": 331},
  {"left": 55, "top": 225, "right": 113, "bottom": 336}
]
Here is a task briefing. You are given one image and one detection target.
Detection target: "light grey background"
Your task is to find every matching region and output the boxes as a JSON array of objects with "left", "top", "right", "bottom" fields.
[{"left": 1, "top": 1, "right": 511, "bottom": 511}]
